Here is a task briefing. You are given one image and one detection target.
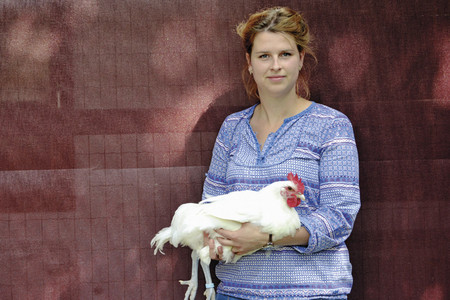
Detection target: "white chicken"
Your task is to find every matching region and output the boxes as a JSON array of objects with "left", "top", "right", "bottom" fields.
[{"left": 151, "top": 173, "right": 305, "bottom": 300}]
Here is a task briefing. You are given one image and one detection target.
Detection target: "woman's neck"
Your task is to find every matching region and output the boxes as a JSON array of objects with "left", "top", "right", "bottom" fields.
[
  {"left": 250, "top": 95, "right": 311, "bottom": 150},
  {"left": 256, "top": 94, "right": 310, "bottom": 126}
]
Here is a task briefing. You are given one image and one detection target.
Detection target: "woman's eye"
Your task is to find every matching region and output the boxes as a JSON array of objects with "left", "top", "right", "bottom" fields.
[
  {"left": 281, "top": 52, "right": 292, "bottom": 57},
  {"left": 259, "top": 54, "right": 269, "bottom": 59}
]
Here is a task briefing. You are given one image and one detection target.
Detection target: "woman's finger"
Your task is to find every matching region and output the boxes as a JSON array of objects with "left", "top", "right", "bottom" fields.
[
  {"left": 217, "top": 236, "right": 233, "bottom": 246},
  {"left": 203, "top": 232, "right": 209, "bottom": 246},
  {"left": 215, "top": 228, "right": 233, "bottom": 239},
  {"left": 207, "top": 237, "right": 226, "bottom": 260},
  {"left": 208, "top": 237, "right": 214, "bottom": 250}
]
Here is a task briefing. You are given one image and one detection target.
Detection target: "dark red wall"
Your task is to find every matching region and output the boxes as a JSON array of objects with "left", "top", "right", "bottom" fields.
[{"left": 0, "top": 1, "right": 448, "bottom": 299}]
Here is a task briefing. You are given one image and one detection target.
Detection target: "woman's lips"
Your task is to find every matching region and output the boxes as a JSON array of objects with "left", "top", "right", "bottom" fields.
[{"left": 267, "top": 76, "right": 285, "bottom": 81}]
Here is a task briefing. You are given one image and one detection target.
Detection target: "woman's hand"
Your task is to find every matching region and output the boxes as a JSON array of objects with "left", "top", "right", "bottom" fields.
[
  {"left": 215, "top": 222, "right": 268, "bottom": 256},
  {"left": 204, "top": 224, "right": 310, "bottom": 260},
  {"left": 203, "top": 232, "right": 223, "bottom": 261}
]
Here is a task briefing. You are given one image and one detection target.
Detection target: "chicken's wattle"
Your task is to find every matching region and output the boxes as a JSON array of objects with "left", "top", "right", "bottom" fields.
[{"left": 287, "top": 195, "right": 301, "bottom": 207}]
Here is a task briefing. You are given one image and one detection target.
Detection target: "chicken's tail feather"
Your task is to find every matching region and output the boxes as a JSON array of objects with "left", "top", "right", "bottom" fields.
[{"left": 150, "top": 227, "right": 172, "bottom": 255}]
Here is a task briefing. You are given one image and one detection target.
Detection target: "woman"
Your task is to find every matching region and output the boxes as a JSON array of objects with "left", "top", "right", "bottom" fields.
[{"left": 203, "top": 7, "right": 360, "bottom": 299}]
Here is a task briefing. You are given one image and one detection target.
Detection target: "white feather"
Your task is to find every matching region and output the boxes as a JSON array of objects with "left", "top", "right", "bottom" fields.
[{"left": 151, "top": 179, "right": 302, "bottom": 264}]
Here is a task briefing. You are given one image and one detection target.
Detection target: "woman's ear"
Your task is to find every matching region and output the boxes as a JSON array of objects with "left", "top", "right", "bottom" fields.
[
  {"left": 299, "top": 51, "right": 305, "bottom": 70},
  {"left": 300, "top": 50, "right": 305, "bottom": 61},
  {"left": 246, "top": 52, "right": 252, "bottom": 71}
]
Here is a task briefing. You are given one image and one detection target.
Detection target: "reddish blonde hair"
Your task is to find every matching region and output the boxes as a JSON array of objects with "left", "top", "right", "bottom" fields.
[{"left": 236, "top": 7, "right": 317, "bottom": 102}]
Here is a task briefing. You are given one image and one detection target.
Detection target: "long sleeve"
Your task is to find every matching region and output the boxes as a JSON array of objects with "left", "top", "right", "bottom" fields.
[
  {"left": 294, "top": 116, "right": 360, "bottom": 254},
  {"left": 202, "top": 116, "right": 235, "bottom": 200}
]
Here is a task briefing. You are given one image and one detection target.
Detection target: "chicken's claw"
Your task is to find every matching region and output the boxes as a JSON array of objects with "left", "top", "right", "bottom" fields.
[
  {"left": 204, "top": 284, "right": 216, "bottom": 300},
  {"left": 179, "top": 279, "right": 198, "bottom": 300}
]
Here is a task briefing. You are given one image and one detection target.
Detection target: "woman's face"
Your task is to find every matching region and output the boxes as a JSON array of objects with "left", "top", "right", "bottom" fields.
[{"left": 247, "top": 31, "right": 304, "bottom": 99}]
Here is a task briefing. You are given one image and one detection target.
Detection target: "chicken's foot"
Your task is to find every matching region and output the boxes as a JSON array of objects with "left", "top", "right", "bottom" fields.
[
  {"left": 200, "top": 259, "right": 215, "bottom": 300},
  {"left": 179, "top": 251, "right": 199, "bottom": 300}
]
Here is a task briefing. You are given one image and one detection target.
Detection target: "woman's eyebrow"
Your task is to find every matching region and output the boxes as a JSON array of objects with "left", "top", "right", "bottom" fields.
[{"left": 253, "top": 49, "right": 295, "bottom": 54}]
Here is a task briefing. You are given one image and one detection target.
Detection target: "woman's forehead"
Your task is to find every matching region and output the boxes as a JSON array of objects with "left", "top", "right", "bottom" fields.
[{"left": 252, "top": 31, "right": 297, "bottom": 52}]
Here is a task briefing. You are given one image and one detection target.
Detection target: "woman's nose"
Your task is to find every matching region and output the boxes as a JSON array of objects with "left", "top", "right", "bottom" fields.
[{"left": 271, "top": 57, "right": 281, "bottom": 70}]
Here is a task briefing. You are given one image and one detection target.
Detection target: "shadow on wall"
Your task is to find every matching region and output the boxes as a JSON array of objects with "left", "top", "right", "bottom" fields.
[{"left": 0, "top": 0, "right": 248, "bottom": 299}]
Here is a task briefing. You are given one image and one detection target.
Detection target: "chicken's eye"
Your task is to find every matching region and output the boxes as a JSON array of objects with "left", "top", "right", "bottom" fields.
[{"left": 287, "top": 187, "right": 293, "bottom": 191}]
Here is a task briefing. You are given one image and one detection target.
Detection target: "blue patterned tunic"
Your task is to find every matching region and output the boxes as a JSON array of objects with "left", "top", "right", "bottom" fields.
[{"left": 202, "top": 102, "right": 360, "bottom": 299}]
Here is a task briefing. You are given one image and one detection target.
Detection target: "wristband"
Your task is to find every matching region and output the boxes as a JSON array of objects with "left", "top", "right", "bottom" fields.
[{"left": 265, "top": 234, "right": 274, "bottom": 247}]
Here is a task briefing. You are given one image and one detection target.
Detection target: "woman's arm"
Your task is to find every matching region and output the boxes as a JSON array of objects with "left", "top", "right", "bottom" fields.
[
  {"left": 208, "top": 223, "right": 310, "bottom": 258},
  {"left": 202, "top": 115, "right": 237, "bottom": 200},
  {"left": 293, "top": 116, "right": 360, "bottom": 254}
]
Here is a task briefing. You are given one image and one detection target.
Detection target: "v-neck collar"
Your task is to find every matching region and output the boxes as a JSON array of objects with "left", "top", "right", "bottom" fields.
[{"left": 242, "top": 102, "right": 316, "bottom": 163}]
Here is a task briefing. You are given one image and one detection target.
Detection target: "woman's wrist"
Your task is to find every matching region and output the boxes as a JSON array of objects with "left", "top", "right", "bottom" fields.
[
  {"left": 262, "top": 233, "right": 274, "bottom": 248},
  {"left": 266, "top": 233, "right": 273, "bottom": 246},
  {"left": 271, "top": 228, "right": 310, "bottom": 247}
]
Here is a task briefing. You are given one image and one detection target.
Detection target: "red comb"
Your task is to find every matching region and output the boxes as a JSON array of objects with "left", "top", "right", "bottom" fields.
[{"left": 287, "top": 172, "right": 305, "bottom": 194}]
